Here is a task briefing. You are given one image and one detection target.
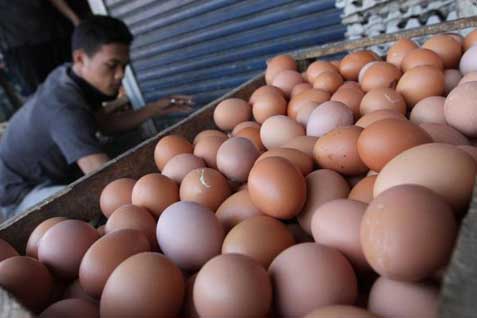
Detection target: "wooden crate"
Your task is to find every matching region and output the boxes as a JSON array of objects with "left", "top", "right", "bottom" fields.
[{"left": 0, "top": 16, "right": 476, "bottom": 318}]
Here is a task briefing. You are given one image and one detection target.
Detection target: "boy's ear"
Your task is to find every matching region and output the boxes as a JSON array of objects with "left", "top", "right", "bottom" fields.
[{"left": 72, "top": 49, "right": 87, "bottom": 67}]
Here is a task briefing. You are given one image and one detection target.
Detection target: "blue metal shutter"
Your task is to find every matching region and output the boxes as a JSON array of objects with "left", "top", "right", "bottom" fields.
[{"left": 103, "top": 0, "right": 345, "bottom": 131}]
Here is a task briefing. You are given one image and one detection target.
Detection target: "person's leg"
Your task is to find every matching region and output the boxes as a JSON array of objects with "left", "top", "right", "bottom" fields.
[{"left": 13, "top": 184, "right": 65, "bottom": 215}]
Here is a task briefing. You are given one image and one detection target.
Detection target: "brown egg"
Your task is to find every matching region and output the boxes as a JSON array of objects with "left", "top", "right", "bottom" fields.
[
  {"left": 265, "top": 55, "right": 297, "bottom": 84},
  {"left": 339, "top": 50, "right": 379, "bottom": 81},
  {"left": 457, "top": 145, "right": 477, "bottom": 163},
  {"left": 248, "top": 157, "right": 306, "bottom": 219},
  {"left": 62, "top": 279, "right": 96, "bottom": 303},
  {"left": 26, "top": 217, "right": 67, "bottom": 259},
  {"left": 331, "top": 86, "right": 365, "bottom": 118},
  {"left": 288, "top": 89, "right": 331, "bottom": 119},
  {"left": 154, "top": 135, "right": 193, "bottom": 171},
  {"left": 386, "top": 38, "right": 418, "bottom": 69},
  {"left": 355, "top": 109, "right": 406, "bottom": 128},
  {"left": 99, "top": 178, "right": 136, "bottom": 218},
  {"left": 193, "top": 129, "right": 227, "bottom": 145},
  {"left": 40, "top": 299, "right": 99, "bottom": 318},
  {"left": 375, "top": 143, "right": 476, "bottom": 212},
  {"left": 305, "top": 305, "right": 377, "bottom": 318},
  {"left": 260, "top": 115, "right": 305, "bottom": 149},
  {"left": 396, "top": 65, "right": 445, "bottom": 107},
  {"left": 423, "top": 34, "right": 462, "bottom": 68},
  {"left": 105, "top": 204, "right": 157, "bottom": 249},
  {"left": 291, "top": 82, "right": 313, "bottom": 97},
  {"left": 347, "top": 174, "right": 366, "bottom": 188},
  {"left": 182, "top": 273, "right": 199, "bottom": 318},
  {"left": 297, "top": 169, "right": 350, "bottom": 234},
  {"left": 272, "top": 70, "right": 304, "bottom": 97},
  {"left": 306, "top": 60, "right": 339, "bottom": 83},
  {"left": 410, "top": 96, "right": 446, "bottom": 125},
  {"left": 444, "top": 69, "right": 462, "bottom": 95},
  {"left": 216, "top": 189, "right": 264, "bottom": 232},
  {"left": 79, "top": 229, "right": 151, "bottom": 298},
  {"left": 459, "top": 71, "right": 477, "bottom": 85},
  {"left": 193, "top": 135, "right": 227, "bottom": 169},
  {"left": 131, "top": 173, "right": 179, "bottom": 218},
  {"left": 157, "top": 201, "right": 224, "bottom": 271},
  {"left": 313, "top": 126, "right": 368, "bottom": 176},
  {"left": 311, "top": 199, "right": 369, "bottom": 270},
  {"left": 306, "top": 101, "right": 354, "bottom": 137},
  {"left": 38, "top": 220, "right": 99, "bottom": 280},
  {"left": 252, "top": 93, "right": 287, "bottom": 123},
  {"left": 464, "top": 29, "right": 477, "bottom": 51},
  {"left": 97, "top": 225, "right": 105, "bottom": 237},
  {"left": 256, "top": 147, "right": 313, "bottom": 176},
  {"left": 235, "top": 126, "right": 264, "bottom": 151},
  {"left": 360, "top": 88, "right": 407, "bottom": 116},
  {"left": 222, "top": 215, "right": 295, "bottom": 268},
  {"left": 340, "top": 81, "right": 362, "bottom": 90},
  {"left": 446, "top": 32, "right": 464, "bottom": 45},
  {"left": 249, "top": 85, "right": 284, "bottom": 104},
  {"left": 180, "top": 168, "right": 231, "bottom": 211},
  {"left": 0, "top": 256, "right": 54, "bottom": 313},
  {"left": 231, "top": 121, "right": 261, "bottom": 135},
  {"left": 349, "top": 175, "right": 377, "bottom": 204},
  {"left": 0, "top": 239, "right": 18, "bottom": 263},
  {"left": 358, "top": 61, "right": 379, "bottom": 83},
  {"left": 312, "top": 71, "right": 343, "bottom": 93},
  {"left": 445, "top": 81, "right": 477, "bottom": 137},
  {"left": 162, "top": 153, "right": 206, "bottom": 184},
  {"left": 100, "top": 252, "right": 184, "bottom": 317},
  {"left": 287, "top": 223, "right": 314, "bottom": 243},
  {"left": 194, "top": 254, "right": 272, "bottom": 317},
  {"left": 216, "top": 137, "right": 260, "bottom": 182},
  {"left": 269, "top": 243, "right": 358, "bottom": 317},
  {"left": 357, "top": 119, "right": 432, "bottom": 171},
  {"left": 419, "top": 123, "right": 470, "bottom": 145},
  {"left": 296, "top": 101, "right": 319, "bottom": 126},
  {"left": 363, "top": 184, "right": 457, "bottom": 281},
  {"left": 401, "top": 48, "right": 444, "bottom": 72},
  {"left": 368, "top": 277, "right": 439, "bottom": 318},
  {"left": 360, "top": 62, "right": 402, "bottom": 92},
  {"left": 460, "top": 45, "right": 477, "bottom": 75},
  {"left": 213, "top": 98, "right": 252, "bottom": 131},
  {"left": 283, "top": 136, "right": 318, "bottom": 157}
]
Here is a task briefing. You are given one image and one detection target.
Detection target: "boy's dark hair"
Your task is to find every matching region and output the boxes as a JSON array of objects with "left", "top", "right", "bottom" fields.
[{"left": 72, "top": 15, "right": 133, "bottom": 56}]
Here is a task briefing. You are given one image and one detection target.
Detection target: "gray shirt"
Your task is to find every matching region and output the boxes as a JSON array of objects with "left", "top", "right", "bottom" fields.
[{"left": 0, "top": 64, "right": 104, "bottom": 205}]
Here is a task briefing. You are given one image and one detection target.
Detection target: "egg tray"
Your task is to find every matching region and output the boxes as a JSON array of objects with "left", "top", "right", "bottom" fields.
[{"left": 0, "top": 16, "right": 477, "bottom": 318}]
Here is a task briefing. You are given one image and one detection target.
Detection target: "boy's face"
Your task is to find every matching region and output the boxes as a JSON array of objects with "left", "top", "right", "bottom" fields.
[{"left": 74, "top": 43, "right": 130, "bottom": 97}]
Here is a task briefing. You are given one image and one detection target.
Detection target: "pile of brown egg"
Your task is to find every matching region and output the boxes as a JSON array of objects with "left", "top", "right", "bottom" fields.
[{"left": 1, "top": 29, "right": 477, "bottom": 318}]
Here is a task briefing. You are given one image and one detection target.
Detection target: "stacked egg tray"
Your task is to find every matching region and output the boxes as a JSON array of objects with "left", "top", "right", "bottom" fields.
[{"left": 0, "top": 16, "right": 477, "bottom": 317}]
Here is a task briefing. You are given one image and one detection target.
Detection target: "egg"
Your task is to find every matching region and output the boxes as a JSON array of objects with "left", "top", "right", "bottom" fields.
[
  {"left": 131, "top": 173, "right": 179, "bottom": 218},
  {"left": 97, "top": 225, "right": 105, "bottom": 237},
  {"left": 460, "top": 45, "right": 477, "bottom": 75},
  {"left": 312, "top": 71, "right": 343, "bottom": 93},
  {"left": 0, "top": 256, "right": 54, "bottom": 313},
  {"left": 260, "top": 115, "right": 305, "bottom": 149},
  {"left": 386, "top": 38, "right": 418, "bottom": 68},
  {"left": 248, "top": 157, "right": 306, "bottom": 219},
  {"left": 231, "top": 121, "right": 261, "bottom": 135},
  {"left": 360, "top": 87, "right": 407, "bottom": 115},
  {"left": 26, "top": 217, "right": 67, "bottom": 259},
  {"left": 287, "top": 89, "right": 330, "bottom": 119},
  {"left": 79, "top": 229, "right": 151, "bottom": 298},
  {"left": 222, "top": 215, "right": 295, "bottom": 268},
  {"left": 269, "top": 243, "right": 358, "bottom": 317},
  {"left": 419, "top": 123, "right": 470, "bottom": 145},
  {"left": 162, "top": 153, "right": 206, "bottom": 184},
  {"left": 193, "top": 135, "right": 227, "bottom": 168},
  {"left": 180, "top": 168, "right": 231, "bottom": 211},
  {"left": 216, "top": 137, "right": 259, "bottom": 182},
  {"left": 105, "top": 204, "right": 157, "bottom": 249},
  {"left": 306, "top": 101, "right": 354, "bottom": 137},
  {"left": 444, "top": 69, "right": 463, "bottom": 95},
  {"left": 296, "top": 101, "right": 319, "bottom": 126},
  {"left": 0, "top": 239, "right": 18, "bottom": 262},
  {"left": 458, "top": 71, "right": 477, "bottom": 85},
  {"left": 213, "top": 98, "right": 252, "bottom": 131},
  {"left": 38, "top": 220, "right": 99, "bottom": 280},
  {"left": 100, "top": 252, "right": 184, "bottom": 317},
  {"left": 445, "top": 81, "right": 477, "bottom": 137},
  {"left": 410, "top": 96, "right": 446, "bottom": 125},
  {"left": 272, "top": 70, "right": 304, "bottom": 97},
  {"left": 40, "top": 299, "right": 99, "bottom": 318},
  {"left": 446, "top": 32, "right": 464, "bottom": 45},
  {"left": 155, "top": 135, "right": 193, "bottom": 171},
  {"left": 235, "top": 126, "right": 265, "bottom": 151},
  {"left": 401, "top": 48, "right": 444, "bottom": 72},
  {"left": 311, "top": 199, "right": 369, "bottom": 271},
  {"left": 313, "top": 126, "right": 368, "bottom": 176},
  {"left": 457, "top": 145, "right": 477, "bottom": 163},
  {"left": 283, "top": 135, "right": 318, "bottom": 157},
  {"left": 360, "top": 62, "right": 402, "bottom": 92},
  {"left": 99, "top": 178, "right": 136, "bottom": 218},
  {"left": 358, "top": 61, "right": 379, "bottom": 83},
  {"left": 182, "top": 273, "right": 199, "bottom": 318},
  {"left": 297, "top": 169, "right": 350, "bottom": 234},
  {"left": 265, "top": 54, "right": 297, "bottom": 84},
  {"left": 256, "top": 147, "right": 313, "bottom": 176},
  {"left": 157, "top": 201, "right": 224, "bottom": 271},
  {"left": 396, "top": 65, "right": 445, "bottom": 107},
  {"left": 331, "top": 86, "right": 365, "bottom": 118},
  {"left": 368, "top": 277, "right": 439, "bottom": 318},
  {"left": 252, "top": 92, "right": 287, "bottom": 123},
  {"left": 216, "top": 189, "right": 264, "bottom": 232},
  {"left": 423, "top": 34, "right": 462, "bottom": 69},
  {"left": 357, "top": 119, "right": 432, "bottom": 171},
  {"left": 339, "top": 50, "right": 379, "bottom": 81},
  {"left": 306, "top": 60, "right": 339, "bottom": 83},
  {"left": 249, "top": 85, "right": 284, "bottom": 104},
  {"left": 464, "top": 29, "right": 477, "bottom": 51},
  {"left": 305, "top": 305, "right": 377, "bottom": 318},
  {"left": 349, "top": 175, "right": 377, "bottom": 204},
  {"left": 193, "top": 129, "right": 227, "bottom": 145},
  {"left": 62, "top": 279, "right": 96, "bottom": 303},
  {"left": 291, "top": 82, "right": 313, "bottom": 97},
  {"left": 355, "top": 109, "right": 406, "bottom": 128},
  {"left": 341, "top": 81, "right": 362, "bottom": 90}
]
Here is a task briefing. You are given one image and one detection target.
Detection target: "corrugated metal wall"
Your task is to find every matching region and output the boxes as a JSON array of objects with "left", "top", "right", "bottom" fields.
[{"left": 102, "top": 0, "right": 345, "bottom": 131}]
